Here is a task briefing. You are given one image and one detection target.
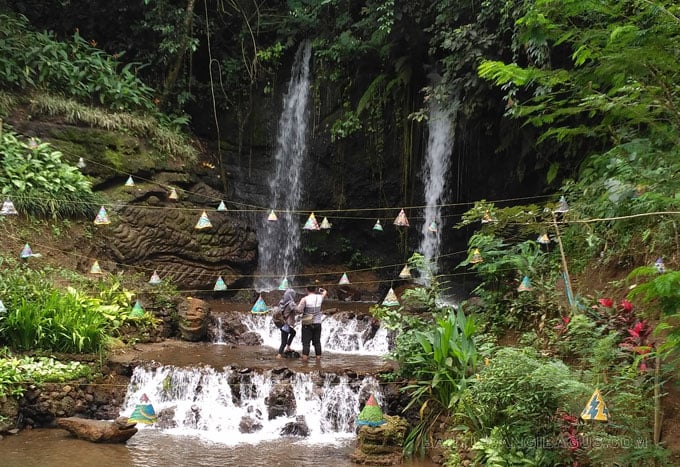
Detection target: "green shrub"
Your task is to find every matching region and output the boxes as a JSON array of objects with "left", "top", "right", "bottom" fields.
[{"left": 0, "top": 353, "right": 91, "bottom": 398}]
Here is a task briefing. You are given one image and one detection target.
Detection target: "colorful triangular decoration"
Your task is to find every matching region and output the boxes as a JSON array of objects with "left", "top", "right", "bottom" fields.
[
  {"left": 320, "top": 217, "right": 332, "bottom": 230},
  {"left": 20, "top": 243, "right": 33, "bottom": 259},
  {"left": 278, "top": 277, "right": 289, "bottom": 290},
  {"left": 195, "top": 211, "right": 212, "bottom": 229},
  {"left": 128, "top": 393, "right": 157, "bottom": 425},
  {"left": 339, "top": 273, "right": 350, "bottom": 285},
  {"left": 537, "top": 233, "right": 551, "bottom": 244},
  {"left": 149, "top": 270, "right": 162, "bottom": 285},
  {"left": 517, "top": 275, "right": 533, "bottom": 292},
  {"left": 372, "top": 220, "right": 383, "bottom": 231},
  {"left": 469, "top": 248, "right": 483, "bottom": 264},
  {"left": 93, "top": 206, "right": 110, "bottom": 225},
  {"left": 130, "top": 300, "right": 145, "bottom": 317},
  {"left": 90, "top": 260, "right": 103, "bottom": 275},
  {"left": 251, "top": 294, "right": 268, "bottom": 314},
  {"left": 393, "top": 209, "right": 409, "bottom": 227},
  {"left": 77, "top": 157, "right": 86, "bottom": 169},
  {"left": 580, "top": 388, "right": 610, "bottom": 422},
  {"left": 655, "top": 257, "right": 665, "bottom": 274},
  {"left": 356, "top": 394, "right": 386, "bottom": 427},
  {"left": 267, "top": 209, "right": 278, "bottom": 221},
  {"left": 303, "top": 212, "right": 320, "bottom": 230},
  {"left": 398, "top": 265, "right": 412, "bottom": 280},
  {"left": 555, "top": 195, "right": 569, "bottom": 213},
  {"left": 382, "top": 288, "right": 400, "bottom": 307},
  {"left": 428, "top": 221, "right": 437, "bottom": 233},
  {"left": 125, "top": 176, "right": 135, "bottom": 187},
  {"left": 217, "top": 200, "right": 227, "bottom": 211},
  {"left": 1, "top": 199, "right": 18, "bottom": 215},
  {"left": 214, "top": 276, "right": 227, "bottom": 291},
  {"left": 168, "top": 187, "right": 179, "bottom": 201},
  {"left": 0, "top": 300, "right": 6, "bottom": 313}
]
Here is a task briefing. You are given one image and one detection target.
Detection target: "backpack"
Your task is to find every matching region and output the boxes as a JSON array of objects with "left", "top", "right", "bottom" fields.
[{"left": 271, "top": 306, "right": 285, "bottom": 328}]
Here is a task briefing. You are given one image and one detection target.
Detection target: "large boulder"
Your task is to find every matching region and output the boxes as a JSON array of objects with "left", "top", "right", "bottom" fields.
[
  {"left": 280, "top": 415, "right": 309, "bottom": 437},
  {"left": 178, "top": 297, "right": 210, "bottom": 341},
  {"left": 57, "top": 416, "right": 138, "bottom": 443},
  {"left": 266, "top": 383, "right": 296, "bottom": 420}
]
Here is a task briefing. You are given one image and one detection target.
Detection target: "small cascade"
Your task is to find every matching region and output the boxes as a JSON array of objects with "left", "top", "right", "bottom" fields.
[
  {"left": 122, "top": 365, "right": 382, "bottom": 444},
  {"left": 213, "top": 316, "right": 225, "bottom": 345},
  {"left": 240, "top": 313, "right": 390, "bottom": 355}
]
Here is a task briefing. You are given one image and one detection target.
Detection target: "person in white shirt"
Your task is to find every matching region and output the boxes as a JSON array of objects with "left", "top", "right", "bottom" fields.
[{"left": 296, "top": 283, "right": 327, "bottom": 362}]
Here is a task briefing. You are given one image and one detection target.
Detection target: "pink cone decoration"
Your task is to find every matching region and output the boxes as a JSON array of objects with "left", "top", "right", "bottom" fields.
[
  {"left": 339, "top": 273, "right": 350, "bottom": 285},
  {"left": 393, "top": 209, "right": 409, "bottom": 227}
]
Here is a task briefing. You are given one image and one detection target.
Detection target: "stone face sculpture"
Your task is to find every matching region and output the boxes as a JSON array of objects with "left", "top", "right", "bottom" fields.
[
  {"left": 350, "top": 415, "right": 409, "bottom": 465},
  {"left": 178, "top": 297, "right": 210, "bottom": 341},
  {"left": 57, "top": 416, "right": 138, "bottom": 443}
]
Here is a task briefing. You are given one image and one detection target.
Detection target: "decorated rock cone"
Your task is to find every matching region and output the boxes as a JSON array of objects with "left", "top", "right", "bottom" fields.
[
  {"left": 303, "top": 212, "right": 320, "bottom": 230},
  {"left": 1, "top": 199, "right": 18, "bottom": 215},
  {"left": 195, "top": 211, "right": 212, "bottom": 229},
  {"left": 251, "top": 294, "right": 268, "bottom": 314},
  {"left": 217, "top": 200, "right": 227, "bottom": 211},
  {"left": 267, "top": 210, "right": 278, "bottom": 221},
  {"left": 93, "top": 206, "right": 110, "bottom": 225},
  {"left": 338, "top": 273, "right": 350, "bottom": 285},
  {"left": 580, "top": 388, "right": 610, "bottom": 422},
  {"left": 356, "top": 394, "right": 386, "bottom": 427},
  {"left": 393, "top": 209, "right": 409, "bottom": 227},
  {"left": 214, "top": 276, "right": 227, "bottom": 291},
  {"left": 125, "top": 176, "right": 135, "bottom": 187},
  {"left": 398, "top": 265, "right": 411, "bottom": 279},
  {"left": 128, "top": 393, "right": 157, "bottom": 425},
  {"left": 382, "top": 288, "right": 399, "bottom": 307},
  {"left": 90, "top": 260, "right": 103, "bottom": 275},
  {"left": 278, "top": 277, "right": 289, "bottom": 290},
  {"left": 372, "top": 220, "right": 383, "bottom": 231},
  {"left": 320, "top": 217, "right": 332, "bottom": 230},
  {"left": 517, "top": 275, "right": 533, "bottom": 292},
  {"left": 149, "top": 270, "right": 162, "bottom": 285},
  {"left": 130, "top": 300, "right": 145, "bottom": 317}
]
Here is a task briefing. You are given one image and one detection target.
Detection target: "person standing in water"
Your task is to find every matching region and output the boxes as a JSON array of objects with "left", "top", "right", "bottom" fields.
[
  {"left": 277, "top": 288, "right": 298, "bottom": 359},
  {"left": 297, "top": 283, "right": 327, "bottom": 362}
]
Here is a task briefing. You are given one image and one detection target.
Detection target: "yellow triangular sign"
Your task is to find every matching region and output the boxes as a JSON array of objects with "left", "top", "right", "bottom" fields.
[{"left": 580, "top": 388, "right": 610, "bottom": 422}]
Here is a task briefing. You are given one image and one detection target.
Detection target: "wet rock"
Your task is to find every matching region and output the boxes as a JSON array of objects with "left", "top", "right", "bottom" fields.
[
  {"left": 156, "top": 407, "right": 177, "bottom": 429},
  {"left": 280, "top": 415, "right": 309, "bottom": 437},
  {"left": 239, "top": 415, "right": 263, "bottom": 433},
  {"left": 57, "top": 416, "right": 138, "bottom": 443},
  {"left": 178, "top": 297, "right": 210, "bottom": 341},
  {"left": 240, "top": 331, "right": 263, "bottom": 346},
  {"left": 266, "top": 383, "right": 296, "bottom": 419},
  {"left": 208, "top": 312, "right": 248, "bottom": 344}
]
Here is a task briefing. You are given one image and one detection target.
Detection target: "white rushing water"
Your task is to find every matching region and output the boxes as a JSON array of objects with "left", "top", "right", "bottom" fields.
[
  {"left": 418, "top": 100, "right": 454, "bottom": 274},
  {"left": 256, "top": 41, "right": 313, "bottom": 291},
  {"left": 239, "top": 313, "right": 390, "bottom": 355},
  {"left": 121, "top": 365, "right": 383, "bottom": 445}
]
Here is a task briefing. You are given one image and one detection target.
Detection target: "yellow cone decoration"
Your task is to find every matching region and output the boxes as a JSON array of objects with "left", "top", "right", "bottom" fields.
[
  {"left": 398, "top": 265, "right": 412, "bottom": 279},
  {"left": 168, "top": 187, "right": 179, "bottom": 200},
  {"left": 469, "top": 248, "right": 483, "bottom": 264},
  {"left": 320, "top": 217, "right": 332, "bottom": 230},
  {"left": 93, "top": 206, "right": 110, "bottom": 225},
  {"left": 303, "top": 212, "right": 320, "bottom": 230},
  {"left": 393, "top": 209, "right": 409, "bottom": 227},
  {"left": 195, "top": 211, "right": 212, "bottom": 229},
  {"left": 580, "top": 388, "right": 610, "bottom": 422},
  {"left": 382, "top": 288, "right": 399, "bottom": 307},
  {"left": 90, "top": 260, "right": 103, "bottom": 275},
  {"left": 481, "top": 210, "right": 495, "bottom": 224},
  {"left": 339, "top": 273, "right": 350, "bottom": 285},
  {"left": 267, "top": 210, "right": 278, "bottom": 221}
]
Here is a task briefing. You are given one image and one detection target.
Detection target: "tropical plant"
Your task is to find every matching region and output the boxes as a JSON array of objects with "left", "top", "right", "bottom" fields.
[{"left": 0, "top": 354, "right": 91, "bottom": 398}]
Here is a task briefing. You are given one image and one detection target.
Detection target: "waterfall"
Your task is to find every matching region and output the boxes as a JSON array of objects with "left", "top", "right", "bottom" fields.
[
  {"left": 122, "top": 365, "right": 382, "bottom": 444},
  {"left": 256, "top": 41, "right": 313, "bottom": 291},
  {"left": 418, "top": 100, "right": 455, "bottom": 273},
  {"left": 239, "top": 313, "right": 390, "bottom": 355}
]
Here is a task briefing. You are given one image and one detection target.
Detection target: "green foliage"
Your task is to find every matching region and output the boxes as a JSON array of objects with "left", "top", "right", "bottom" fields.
[
  {"left": 0, "top": 130, "right": 100, "bottom": 218},
  {"left": 0, "top": 354, "right": 90, "bottom": 398}
]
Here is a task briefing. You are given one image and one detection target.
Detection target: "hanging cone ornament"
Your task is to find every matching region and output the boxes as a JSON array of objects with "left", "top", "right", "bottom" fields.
[
  {"left": 517, "top": 275, "right": 533, "bottom": 292},
  {"left": 372, "top": 220, "right": 383, "bottom": 232},
  {"left": 537, "top": 233, "right": 551, "bottom": 244},
  {"left": 128, "top": 393, "right": 157, "bottom": 425},
  {"left": 655, "top": 257, "right": 665, "bottom": 274},
  {"left": 0, "top": 300, "right": 6, "bottom": 313},
  {"left": 168, "top": 187, "right": 179, "bottom": 201},
  {"left": 580, "top": 388, "right": 610, "bottom": 422},
  {"left": 251, "top": 294, "right": 268, "bottom": 314},
  {"left": 382, "top": 288, "right": 400, "bottom": 307},
  {"left": 554, "top": 196, "right": 570, "bottom": 213},
  {"left": 303, "top": 212, "right": 320, "bottom": 230},
  {"left": 124, "top": 176, "right": 135, "bottom": 187},
  {"left": 320, "top": 217, "right": 332, "bottom": 230},
  {"left": 393, "top": 209, "right": 409, "bottom": 227},
  {"left": 130, "top": 300, "right": 145, "bottom": 317},
  {"left": 217, "top": 200, "right": 227, "bottom": 212},
  {"left": 398, "top": 265, "right": 412, "bottom": 280},
  {"left": 1, "top": 199, "right": 18, "bottom": 215},
  {"left": 90, "top": 260, "right": 103, "bottom": 275},
  {"left": 469, "top": 248, "right": 483, "bottom": 264},
  {"left": 338, "top": 273, "right": 350, "bottom": 285},
  {"left": 195, "top": 211, "right": 212, "bottom": 229},
  {"left": 278, "top": 277, "right": 289, "bottom": 290},
  {"left": 77, "top": 157, "right": 86, "bottom": 169},
  {"left": 93, "top": 206, "right": 110, "bottom": 225},
  {"left": 428, "top": 221, "right": 438, "bottom": 233},
  {"left": 481, "top": 210, "right": 495, "bottom": 224},
  {"left": 356, "top": 394, "right": 386, "bottom": 427},
  {"left": 267, "top": 210, "right": 278, "bottom": 222},
  {"left": 214, "top": 276, "right": 227, "bottom": 291},
  {"left": 149, "top": 270, "right": 162, "bottom": 285}
]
